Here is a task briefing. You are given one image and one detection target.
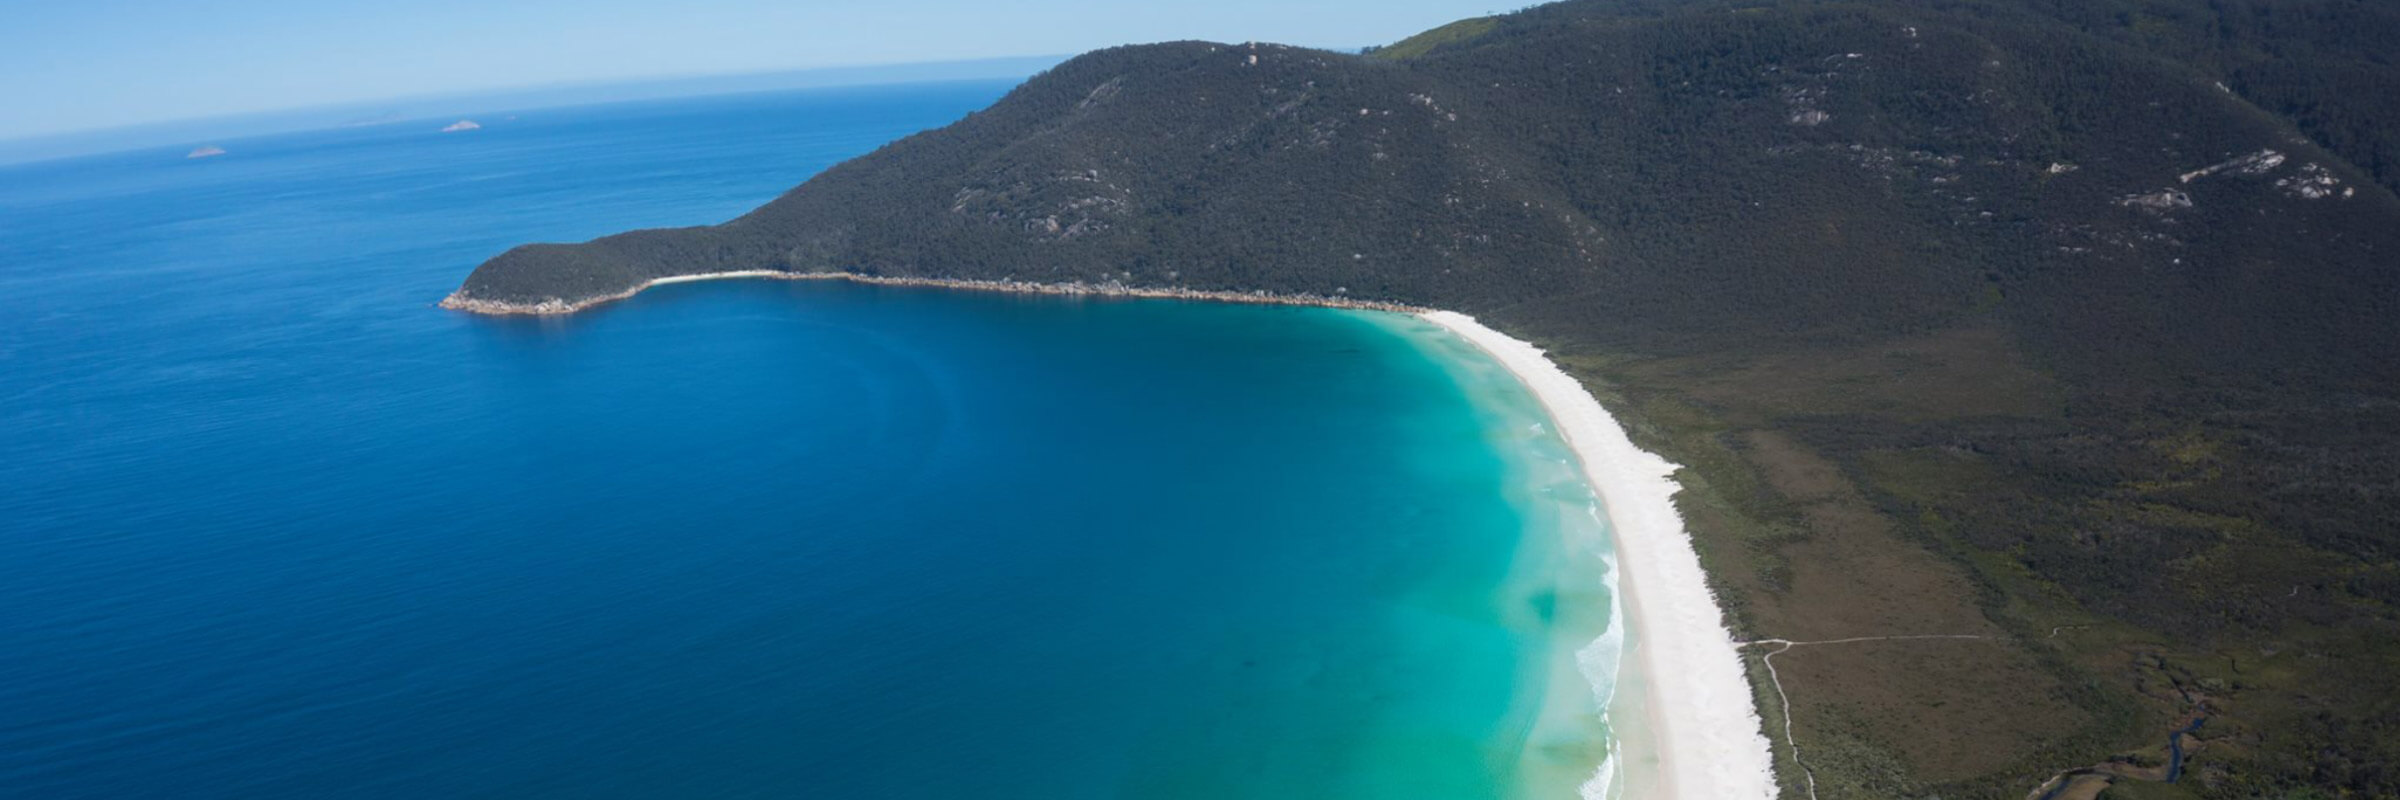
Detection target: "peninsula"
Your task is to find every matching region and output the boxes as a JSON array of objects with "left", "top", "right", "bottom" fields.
[{"left": 448, "top": 1, "right": 2400, "bottom": 796}]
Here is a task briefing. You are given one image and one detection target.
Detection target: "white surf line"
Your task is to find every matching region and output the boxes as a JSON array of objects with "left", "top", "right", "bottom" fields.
[
  {"left": 1420, "top": 311, "right": 1776, "bottom": 800},
  {"left": 1736, "top": 634, "right": 2001, "bottom": 800}
]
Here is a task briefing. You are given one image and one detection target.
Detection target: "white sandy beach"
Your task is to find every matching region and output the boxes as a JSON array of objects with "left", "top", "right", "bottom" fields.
[
  {"left": 1421, "top": 311, "right": 1776, "bottom": 800},
  {"left": 441, "top": 271, "right": 1423, "bottom": 315},
  {"left": 644, "top": 270, "right": 789, "bottom": 285}
]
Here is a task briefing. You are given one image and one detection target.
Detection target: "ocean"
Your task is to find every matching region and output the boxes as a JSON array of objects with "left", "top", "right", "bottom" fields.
[{"left": 0, "top": 80, "right": 1624, "bottom": 798}]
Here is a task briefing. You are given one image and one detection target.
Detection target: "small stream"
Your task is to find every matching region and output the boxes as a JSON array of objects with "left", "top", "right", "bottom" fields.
[
  {"left": 2033, "top": 716, "right": 2208, "bottom": 800},
  {"left": 2164, "top": 717, "right": 2209, "bottom": 782}
]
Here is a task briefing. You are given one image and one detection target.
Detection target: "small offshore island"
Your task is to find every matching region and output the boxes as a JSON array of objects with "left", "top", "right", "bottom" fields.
[{"left": 445, "top": 0, "right": 2400, "bottom": 797}]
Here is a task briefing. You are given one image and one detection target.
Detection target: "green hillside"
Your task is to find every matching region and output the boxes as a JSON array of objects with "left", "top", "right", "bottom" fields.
[
  {"left": 451, "top": 1, "right": 2400, "bottom": 796},
  {"left": 1362, "top": 15, "right": 1498, "bottom": 60}
]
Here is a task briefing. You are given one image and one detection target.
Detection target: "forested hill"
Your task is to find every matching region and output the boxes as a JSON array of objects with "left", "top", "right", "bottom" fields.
[
  {"left": 454, "top": 1, "right": 2400, "bottom": 797},
  {"left": 455, "top": 0, "right": 2399, "bottom": 387}
]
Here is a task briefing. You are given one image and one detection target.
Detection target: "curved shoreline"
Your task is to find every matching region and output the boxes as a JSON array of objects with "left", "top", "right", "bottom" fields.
[
  {"left": 438, "top": 271, "right": 1428, "bottom": 315},
  {"left": 439, "top": 274, "right": 1775, "bottom": 798},
  {"left": 1420, "top": 311, "right": 1777, "bottom": 800}
]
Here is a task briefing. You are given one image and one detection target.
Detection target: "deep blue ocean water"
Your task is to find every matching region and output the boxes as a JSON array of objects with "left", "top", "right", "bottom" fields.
[{"left": 0, "top": 82, "right": 1621, "bottom": 798}]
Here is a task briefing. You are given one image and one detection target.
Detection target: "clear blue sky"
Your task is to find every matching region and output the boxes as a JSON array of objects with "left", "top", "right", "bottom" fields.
[{"left": 1, "top": 0, "right": 1506, "bottom": 141}]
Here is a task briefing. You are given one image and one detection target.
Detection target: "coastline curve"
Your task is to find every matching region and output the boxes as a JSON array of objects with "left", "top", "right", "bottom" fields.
[
  {"left": 439, "top": 275, "right": 1777, "bottom": 798},
  {"left": 438, "top": 271, "right": 1428, "bottom": 316},
  {"left": 1420, "top": 310, "right": 1778, "bottom": 800}
]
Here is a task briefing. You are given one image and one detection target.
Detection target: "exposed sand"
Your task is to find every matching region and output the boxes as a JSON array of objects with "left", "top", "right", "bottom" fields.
[
  {"left": 645, "top": 270, "right": 788, "bottom": 285},
  {"left": 1420, "top": 311, "right": 1776, "bottom": 800},
  {"left": 439, "top": 271, "right": 1422, "bottom": 315}
]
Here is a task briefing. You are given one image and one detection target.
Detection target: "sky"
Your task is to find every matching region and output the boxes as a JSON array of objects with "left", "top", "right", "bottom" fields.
[{"left": 0, "top": 0, "right": 1507, "bottom": 143}]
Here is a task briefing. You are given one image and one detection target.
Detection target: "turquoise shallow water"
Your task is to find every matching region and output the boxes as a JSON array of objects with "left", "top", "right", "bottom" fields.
[{"left": 0, "top": 82, "right": 1619, "bottom": 797}]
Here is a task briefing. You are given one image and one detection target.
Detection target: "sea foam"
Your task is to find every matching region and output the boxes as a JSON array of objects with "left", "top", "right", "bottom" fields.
[
  {"left": 1576, "top": 501, "right": 1628, "bottom": 800},
  {"left": 1421, "top": 311, "right": 1776, "bottom": 800}
]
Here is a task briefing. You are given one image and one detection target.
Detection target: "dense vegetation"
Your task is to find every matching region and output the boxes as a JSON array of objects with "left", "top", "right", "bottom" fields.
[{"left": 455, "top": 1, "right": 2400, "bottom": 796}]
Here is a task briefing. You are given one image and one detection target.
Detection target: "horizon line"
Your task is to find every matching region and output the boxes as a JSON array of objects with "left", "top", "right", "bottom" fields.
[{"left": 0, "top": 53, "right": 1073, "bottom": 167}]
